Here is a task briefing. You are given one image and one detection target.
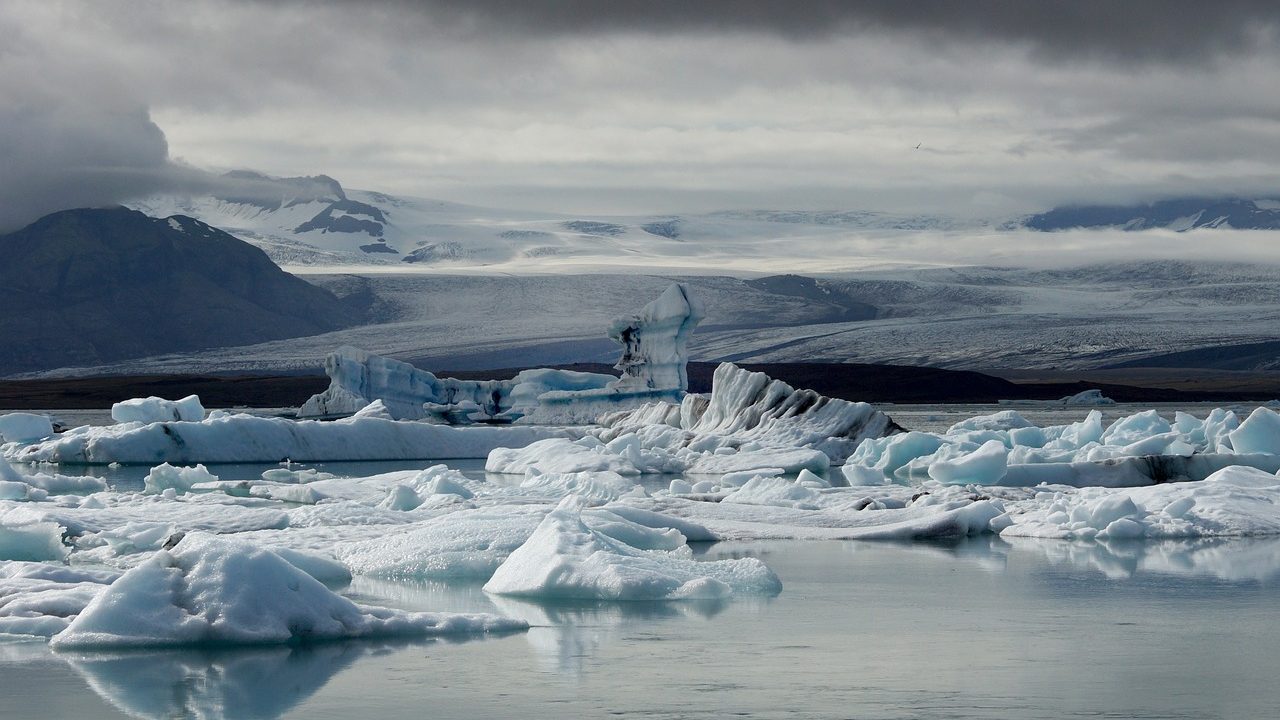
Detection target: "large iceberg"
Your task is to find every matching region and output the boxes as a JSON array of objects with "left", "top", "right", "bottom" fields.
[
  {"left": 298, "top": 283, "right": 704, "bottom": 425},
  {"left": 842, "top": 407, "right": 1280, "bottom": 488},
  {"left": 483, "top": 496, "right": 780, "bottom": 600},
  {"left": 49, "top": 534, "right": 525, "bottom": 648},
  {"left": 297, "top": 346, "right": 614, "bottom": 422},
  {"left": 0, "top": 412, "right": 55, "bottom": 443},
  {"left": 489, "top": 362, "right": 901, "bottom": 477},
  {"left": 7, "top": 411, "right": 577, "bottom": 465}
]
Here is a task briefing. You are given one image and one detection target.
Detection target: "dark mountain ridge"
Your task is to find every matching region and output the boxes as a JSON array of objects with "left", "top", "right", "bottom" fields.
[
  {"left": 1026, "top": 196, "right": 1280, "bottom": 231},
  {"left": 0, "top": 207, "right": 362, "bottom": 375}
]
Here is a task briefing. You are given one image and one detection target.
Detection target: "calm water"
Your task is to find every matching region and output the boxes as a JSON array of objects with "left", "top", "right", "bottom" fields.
[{"left": 3, "top": 537, "right": 1278, "bottom": 719}]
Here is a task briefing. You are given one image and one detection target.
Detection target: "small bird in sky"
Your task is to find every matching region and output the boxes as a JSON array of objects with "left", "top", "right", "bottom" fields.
[{"left": 915, "top": 142, "right": 922, "bottom": 149}]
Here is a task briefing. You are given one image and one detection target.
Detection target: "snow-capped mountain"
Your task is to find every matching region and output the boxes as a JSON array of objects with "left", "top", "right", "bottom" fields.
[
  {"left": 1025, "top": 197, "right": 1280, "bottom": 231},
  {"left": 131, "top": 171, "right": 998, "bottom": 269},
  {"left": 132, "top": 171, "right": 1280, "bottom": 274}
]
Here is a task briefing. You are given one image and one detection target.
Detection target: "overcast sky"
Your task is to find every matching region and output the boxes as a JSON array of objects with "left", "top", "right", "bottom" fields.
[{"left": 3, "top": 0, "right": 1280, "bottom": 229}]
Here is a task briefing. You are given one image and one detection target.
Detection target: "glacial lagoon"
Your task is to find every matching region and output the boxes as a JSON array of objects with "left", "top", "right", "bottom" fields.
[{"left": 2, "top": 530, "right": 1277, "bottom": 719}]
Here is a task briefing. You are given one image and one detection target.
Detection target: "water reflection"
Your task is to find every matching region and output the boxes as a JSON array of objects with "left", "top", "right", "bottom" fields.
[
  {"left": 1003, "top": 535, "right": 1280, "bottom": 583},
  {"left": 348, "top": 575, "right": 756, "bottom": 678},
  {"left": 489, "top": 595, "right": 731, "bottom": 676},
  {"left": 57, "top": 644, "right": 369, "bottom": 719}
]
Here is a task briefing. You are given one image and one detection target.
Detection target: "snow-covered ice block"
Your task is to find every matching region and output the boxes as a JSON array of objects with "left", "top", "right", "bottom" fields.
[
  {"left": 50, "top": 534, "right": 526, "bottom": 648},
  {"left": 0, "top": 510, "right": 69, "bottom": 561},
  {"left": 947, "top": 410, "right": 1033, "bottom": 434},
  {"left": 928, "top": 439, "right": 1009, "bottom": 485},
  {"left": 1002, "top": 465, "right": 1280, "bottom": 539},
  {"left": 483, "top": 496, "right": 780, "bottom": 600},
  {"left": 112, "top": 395, "right": 205, "bottom": 424},
  {"left": 0, "top": 562, "right": 119, "bottom": 638},
  {"left": 0, "top": 413, "right": 54, "bottom": 443},
  {"left": 144, "top": 463, "right": 219, "bottom": 495},
  {"left": 338, "top": 507, "right": 548, "bottom": 580},
  {"left": 1060, "top": 389, "right": 1116, "bottom": 406},
  {"left": 606, "top": 283, "right": 705, "bottom": 395},
  {"left": 1228, "top": 407, "right": 1280, "bottom": 455},
  {"left": 722, "top": 476, "right": 821, "bottom": 510}
]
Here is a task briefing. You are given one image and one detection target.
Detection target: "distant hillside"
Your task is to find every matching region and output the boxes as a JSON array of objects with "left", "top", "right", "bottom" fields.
[
  {"left": 0, "top": 207, "right": 362, "bottom": 375},
  {"left": 1026, "top": 197, "right": 1280, "bottom": 231}
]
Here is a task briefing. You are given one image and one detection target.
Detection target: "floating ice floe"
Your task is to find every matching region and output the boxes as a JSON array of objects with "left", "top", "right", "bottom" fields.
[
  {"left": 0, "top": 508, "right": 70, "bottom": 561},
  {"left": 999, "top": 389, "right": 1116, "bottom": 407},
  {"left": 6, "top": 412, "right": 578, "bottom": 465},
  {"left": 483, "top": 496, "right": 780, "bottom": 600},
  {"left": 842, "top": 407, "right": 1280, "bottom": 487},
  {"left": 0, "top": 456, "right": 107, "bottom": 499},
  {"left": 0, "top": 562, "right": 119, "bottom": 637},
  {"left": 488, "top": 362, "right": 899, "bottom": 477},
  {"left": 0, "top": 412, "right": 54, "bottom": 443},
  {"left": 1001, "top": 465, "right": 1280, "bottom": 539},
  {"left": 299, "top": 283, "right": 703, "bottom": 425},
  {"left": 48, "top": 534, "right": 525, "bottom": 648}
]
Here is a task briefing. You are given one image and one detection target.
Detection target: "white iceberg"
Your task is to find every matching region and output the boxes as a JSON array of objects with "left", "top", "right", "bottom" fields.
[
  {"left": 8, "top": 411, "right": 577, "bottom": 465},
  {"left": 489, "top": 362, "right": 899, "bottom": 478},
  {"left": 50, "top": 534, "right": 525, "bottom": 648},
  {"left": 112, "top": 395, "right": 206, "bottom": 424},
  {"left": 0, "top": 412, "right": 54, "bottom": 443},
  {"left": 0, "top": 562, "right": 118, "bottom": 637},
  {"left": 843, "top": 406, "right": 1280, "bottom": 488},
  {"left": 1002, "top": 465, "right": 1280, "bottom": 539},
  {"left": 297, "top": 345, "right": 615, "bottom": 422},
  {"left": 299, "top": 284, "right": 703, "bottom": 425},
  {"left": 483, "top": 496, "right": 780, "bottom": 600}
]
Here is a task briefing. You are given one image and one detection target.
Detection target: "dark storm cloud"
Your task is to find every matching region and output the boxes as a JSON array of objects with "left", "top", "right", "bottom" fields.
[
  {"left": 358, "top": 0, "right": 1280, "bottom": 63},
  {"left": 3, "top": 0, "right": 1280, "bottom": 230}
]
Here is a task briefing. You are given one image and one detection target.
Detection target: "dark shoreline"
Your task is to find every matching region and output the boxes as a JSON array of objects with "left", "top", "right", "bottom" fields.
[{"left": 1, "top": 362, "right": 1276, "bottom": 410}]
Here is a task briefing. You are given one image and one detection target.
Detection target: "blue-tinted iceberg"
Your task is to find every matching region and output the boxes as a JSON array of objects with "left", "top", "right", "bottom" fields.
[{"left": 299, "top": 283, "right": 704, "bottom": 425}]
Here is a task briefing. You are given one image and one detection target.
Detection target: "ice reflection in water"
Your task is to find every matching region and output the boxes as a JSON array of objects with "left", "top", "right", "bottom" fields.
[
  {"left": 1004, "top": 535, "right": 1280, "bottom": 582},
  {"left": 59, "top": 644, "right": 371, "bottom": 720},
  {"left": 5, "top": 536, "right": 1279, "bottom": 719},
  {"left": 347, "top": 575, "right": 743, "bottom": 677}
]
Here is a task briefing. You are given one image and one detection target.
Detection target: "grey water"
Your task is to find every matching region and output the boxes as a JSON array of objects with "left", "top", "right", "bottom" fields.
[{"left": 3, "top": 537, "right": 1278, "bottom": 719}]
